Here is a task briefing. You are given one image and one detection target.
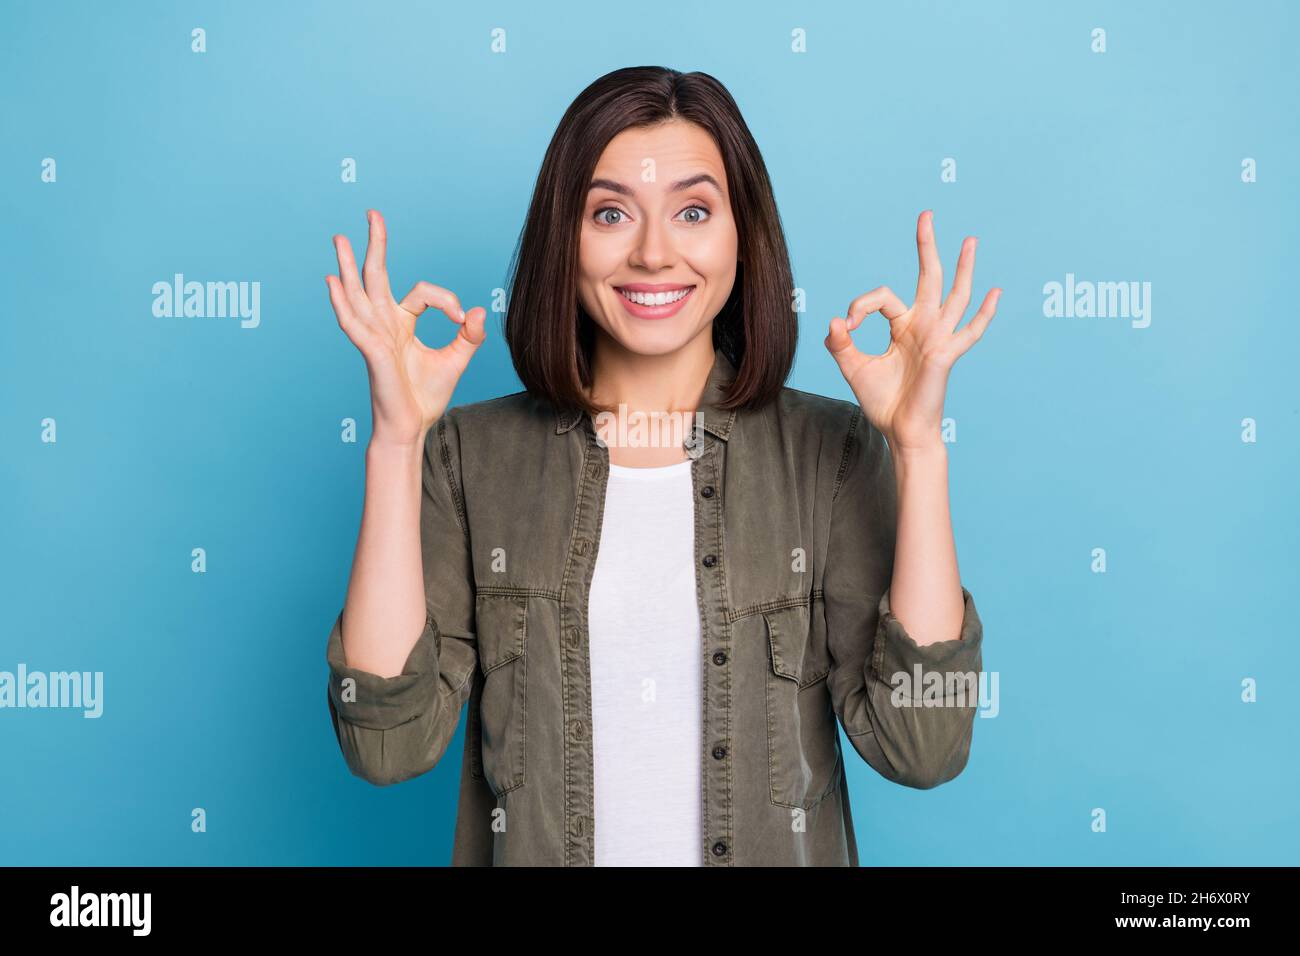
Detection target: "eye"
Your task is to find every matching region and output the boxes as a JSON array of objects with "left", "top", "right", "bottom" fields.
[
  {"left": 593, "top": 207, "right": 627, "bottom": 226},
  {"left": 677, "top": 205, "right": 711, "bottom": 224}
]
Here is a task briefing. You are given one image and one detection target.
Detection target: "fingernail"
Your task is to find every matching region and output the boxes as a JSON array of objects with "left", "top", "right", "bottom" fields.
[{"left": 459, "top": 308, "right": 466, "bottom": 320}]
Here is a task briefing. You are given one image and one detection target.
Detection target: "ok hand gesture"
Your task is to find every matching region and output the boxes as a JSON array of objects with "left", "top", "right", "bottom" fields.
[
  {"left": 326, "top": 209, "right": 486, "bottom": 447},
  {"left": 824, "top": 210, "right": 1000, "bottom": 454}
]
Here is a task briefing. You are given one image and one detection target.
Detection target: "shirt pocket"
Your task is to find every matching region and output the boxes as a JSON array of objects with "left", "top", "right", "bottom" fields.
[
  {"left": 475, "top": 593, "right": 528, "bottom": 795},
  {"left": 763, "top": 602, "right": 841, "bottom": 810}
]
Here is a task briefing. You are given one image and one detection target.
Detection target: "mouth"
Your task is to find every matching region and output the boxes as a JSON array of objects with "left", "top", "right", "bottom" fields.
[{"left": 614, "top": 284, "right": 696, "bottom": 320}]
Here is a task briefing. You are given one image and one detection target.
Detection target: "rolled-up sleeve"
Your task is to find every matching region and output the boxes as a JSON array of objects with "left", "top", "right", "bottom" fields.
[
  {"left": 823, "top": 408, "right": 984, "bottom": 790},
  {"left": 324, "top": 412, "right": 478, "bottom": 787}
]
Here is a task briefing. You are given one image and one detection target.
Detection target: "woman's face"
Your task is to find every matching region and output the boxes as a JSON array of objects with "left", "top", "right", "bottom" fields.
[{"left": 577, "top": 119, "right": 739, "bottom": 359}]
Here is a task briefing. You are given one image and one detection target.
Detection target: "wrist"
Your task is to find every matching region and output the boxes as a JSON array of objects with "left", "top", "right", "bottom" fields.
[
  {"left": 888, "top": 437, "right": 948, "bottom": 474},
  {"left": 367, "top": 432, "right": 427, "bottom": 461}
]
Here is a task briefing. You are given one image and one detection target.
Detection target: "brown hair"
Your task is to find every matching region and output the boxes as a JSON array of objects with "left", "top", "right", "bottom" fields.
[{"left": 503, "top": 66, "right": 797, "bottom": 416}]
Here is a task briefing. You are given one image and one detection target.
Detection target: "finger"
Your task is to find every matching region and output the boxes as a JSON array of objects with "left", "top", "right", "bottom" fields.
[
  {"left": 324, "top": 274, "right": 353, "bottom": 324},
  {"left": 952, "top": 288, "right": 1001, "bottom": 355},
  {"left": 362, "top": 209, "right": 392, "bottom": 302},
  {"left": 398, "top": 280, "right": 465, "bottom": 322},
  {"left": 845, "top": 285, "right": 907, "bottom": 332},
  {"left": 943, "top": 236, "right": 976, "bottom": 325},
  {"left": 333, "top": 233, "right": 367, "bottom": 310},
  {"left": 444, "top": 306, "right": 488, "bottom": 368},
  {"left": 824, "top": 315, "right": 859, "bottom": 358},
  {"left": 326, "top": 275, "right": 380, "bottom": 352},
  {"left": 914, "top": 210, "right": 943, "bottom": 307}
]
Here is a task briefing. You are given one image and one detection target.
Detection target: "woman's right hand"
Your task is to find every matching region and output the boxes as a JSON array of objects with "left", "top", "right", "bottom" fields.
[{"left": 326, "top": 209, "right": 486, "bottom": 447}]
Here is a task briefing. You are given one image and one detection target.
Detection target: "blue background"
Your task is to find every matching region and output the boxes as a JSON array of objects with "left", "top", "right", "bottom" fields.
[{"left": 3, "top": 0, "right": 1296, "bottom": 865}]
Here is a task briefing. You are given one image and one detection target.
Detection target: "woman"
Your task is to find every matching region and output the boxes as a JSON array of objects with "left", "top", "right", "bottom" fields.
[{"left": 323, "top": 66, "right": 999, "bottom": 867}]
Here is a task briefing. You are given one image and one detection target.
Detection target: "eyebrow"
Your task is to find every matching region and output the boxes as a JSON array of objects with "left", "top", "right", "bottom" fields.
[{"left": 588, "top": 172, "right": 724, "bottom": 197}]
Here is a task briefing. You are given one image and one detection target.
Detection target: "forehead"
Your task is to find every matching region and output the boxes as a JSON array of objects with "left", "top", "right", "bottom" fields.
[{"left": 592, "top": 121, "right": 727, "bottom": 190}]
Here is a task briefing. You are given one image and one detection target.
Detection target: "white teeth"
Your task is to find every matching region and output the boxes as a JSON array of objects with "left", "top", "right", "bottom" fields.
[{"left": 618, "top": 287, "right": 693, "bottom": 306}]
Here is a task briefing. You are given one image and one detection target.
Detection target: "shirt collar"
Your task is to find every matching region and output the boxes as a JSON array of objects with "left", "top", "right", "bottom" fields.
[{"left": 554, "top": 348, "right": 739, "bottom": 441}]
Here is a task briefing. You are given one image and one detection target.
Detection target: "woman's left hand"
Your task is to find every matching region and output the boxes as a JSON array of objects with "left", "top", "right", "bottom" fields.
[{"left": 824, "top": 210, "right": 1000, "bottom": 454}]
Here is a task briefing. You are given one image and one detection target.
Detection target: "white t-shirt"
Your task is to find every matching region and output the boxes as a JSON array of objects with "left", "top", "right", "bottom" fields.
[{"left": 588, "top": 458, "right": 703, "bottom": 866}]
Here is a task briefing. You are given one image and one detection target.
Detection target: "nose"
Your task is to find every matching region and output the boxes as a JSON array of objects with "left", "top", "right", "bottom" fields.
[{"left": 629, "top": 214, "right": 674, "bottom": 271}]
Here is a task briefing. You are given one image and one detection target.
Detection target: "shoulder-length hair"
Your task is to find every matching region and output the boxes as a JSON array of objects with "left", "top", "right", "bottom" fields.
[{"left": 503, "top": 66, "right": 797, "bottom": 416}]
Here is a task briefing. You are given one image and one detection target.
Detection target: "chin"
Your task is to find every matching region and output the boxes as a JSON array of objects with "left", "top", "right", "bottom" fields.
[{"left": 607, "top": 320, "right": 701, "bottom": 357}]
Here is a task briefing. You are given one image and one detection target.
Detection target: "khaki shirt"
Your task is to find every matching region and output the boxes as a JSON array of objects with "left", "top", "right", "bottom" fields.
[{"left": 324, "top": 348, "right": 984, "bottom": 865}]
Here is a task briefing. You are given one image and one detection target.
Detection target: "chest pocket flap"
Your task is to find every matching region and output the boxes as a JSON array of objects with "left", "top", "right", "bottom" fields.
[{"left": 763, "top": 602, "right": 828, "bottom": 688}]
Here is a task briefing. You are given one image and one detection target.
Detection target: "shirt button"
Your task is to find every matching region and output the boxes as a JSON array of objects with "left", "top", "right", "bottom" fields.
[
  {"left": 702, "top": 554, "right": 717, "bottom": 568},
  {"left": 711, "top": 841, "right": 728, "bottom": 857},
  {"left": 712, "top": 651, "right": 727, "bottom": 665},
  {"left": 712, "top": 745, "right": 727, "bottom": 760},
  {"left": 566, "top": 627, "right": 580, "bottom": 649},
  {"left": 701, "top": 485, "right": 715, "bottom": 498},
  {"left": 572, "top": 719, "right": 585, "bottom": 739}
]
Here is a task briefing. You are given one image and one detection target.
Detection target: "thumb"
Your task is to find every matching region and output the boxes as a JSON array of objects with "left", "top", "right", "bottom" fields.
[
  {"left": 824, "top": 316, "right": 857, "bottom": 361},
  {"left": 446, "top": 306, "right": 487, "bottom": 367},
  {"left": 460, "top": 306, "right": 487, "bottom": 347}
]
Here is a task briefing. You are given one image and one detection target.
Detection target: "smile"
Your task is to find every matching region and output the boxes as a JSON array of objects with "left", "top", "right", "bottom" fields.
[{"left": 614, "top": 284, "right": 696, "bottom": 319}]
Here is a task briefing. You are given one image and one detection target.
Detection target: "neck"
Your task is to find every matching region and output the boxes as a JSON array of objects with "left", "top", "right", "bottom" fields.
[{"left": 587, "top": 327, "right": 715, "bottom": 417}]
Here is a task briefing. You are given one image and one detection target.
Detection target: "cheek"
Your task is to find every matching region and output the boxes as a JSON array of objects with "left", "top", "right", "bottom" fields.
[
  {"left": 692, "top": 225, "right": 739, "bottom": 280},
  {"left": 576, "top": 246, "right": 608, "bottom": 305},
  {"left": 578, "top": 224, "right": 624, "bottom": 271},
  {"left": 697, "top": 246, "right": 738, "bottom": 303}
]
